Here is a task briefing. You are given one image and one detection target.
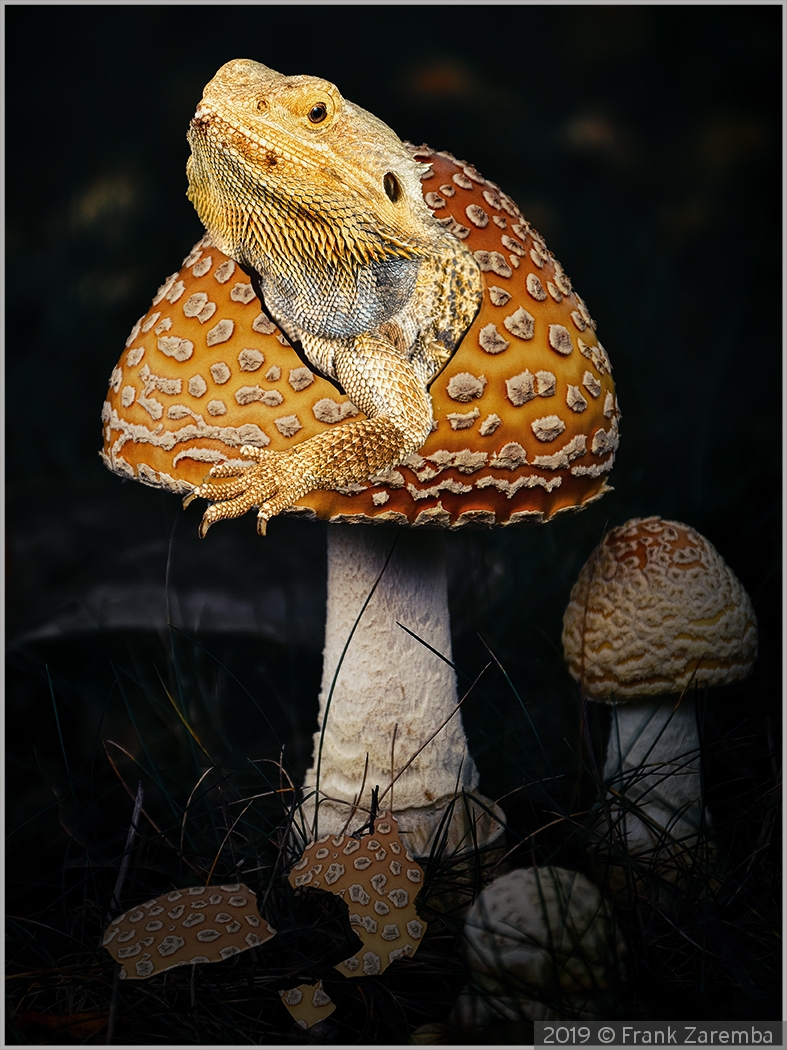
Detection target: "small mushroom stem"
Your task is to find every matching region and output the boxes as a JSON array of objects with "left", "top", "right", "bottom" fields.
[
  {"left": 598, "top": 695, "right": 709, "bottom": 861},
  {"left": 300, "top": 524, "right": 502, "bottom": 857}
]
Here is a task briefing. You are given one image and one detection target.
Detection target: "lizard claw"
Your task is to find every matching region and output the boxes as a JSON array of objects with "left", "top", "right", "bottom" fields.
[
  {"left": 182, "top": 445, "right": 309, "bottom": 537},
  {"left": 183, "top": 444, "right": 262, "bottom": 511}
]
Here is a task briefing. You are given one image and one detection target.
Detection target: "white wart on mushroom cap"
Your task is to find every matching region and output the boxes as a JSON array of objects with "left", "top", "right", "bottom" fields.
[
  {"left": 451, "top": 866, "right": 625, "bottom": 1026},
  {"left": 102, "top": 882, "right": 275, "bottom": 979}
]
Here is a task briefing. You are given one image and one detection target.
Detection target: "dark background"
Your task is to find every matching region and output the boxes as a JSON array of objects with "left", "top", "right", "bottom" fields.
[{"left": 5, "top": 3, "right": 782, "bottom": 1036}]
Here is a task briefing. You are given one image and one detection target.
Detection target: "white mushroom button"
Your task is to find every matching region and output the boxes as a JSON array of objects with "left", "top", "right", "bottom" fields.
[{"left": 451, "top": 867, "right": 625, "bottom": 1027}]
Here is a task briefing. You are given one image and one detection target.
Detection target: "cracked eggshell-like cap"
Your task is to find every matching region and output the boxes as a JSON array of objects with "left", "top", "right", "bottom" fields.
[
  {"left": 102, "top": 882, "right": 275, "bottom": 979},
  {"left": 562, "top": 516, "right": 759, "bottom": 701},
  {"left": 278, "top": 980, "right": 336, "bottom": 1029},
  {"left": 288, "top": 812, "right": 427, "bottom": 979},
  {"left": 454, "top": 866, "right": 625, "bottom": 1025},
  {"left": 101, "top": 150, "right": 619, "bottom": 528}
]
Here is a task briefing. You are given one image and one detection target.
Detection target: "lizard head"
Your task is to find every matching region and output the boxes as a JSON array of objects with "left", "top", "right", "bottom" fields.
[{"left": 186, "top": 59, "right": 444, "bottom": 271}]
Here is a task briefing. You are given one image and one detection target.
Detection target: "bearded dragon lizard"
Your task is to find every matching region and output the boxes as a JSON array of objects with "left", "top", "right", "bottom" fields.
[{"left": 183, "top": 59, "right": 483, "bottom": 535}]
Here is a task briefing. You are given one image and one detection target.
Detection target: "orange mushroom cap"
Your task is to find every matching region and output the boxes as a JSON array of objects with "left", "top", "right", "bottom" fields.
[{"left": 101, "top": 148, "right": 620, "bottom": 528}]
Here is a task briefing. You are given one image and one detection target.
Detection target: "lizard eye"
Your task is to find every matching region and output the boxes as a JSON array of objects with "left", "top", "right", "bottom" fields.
[
  {"left": 383, "top": 172, "right": 402, "bottom": 203},
  {"left": 308, "top": 102, "right": 328, "bottom": 124}
]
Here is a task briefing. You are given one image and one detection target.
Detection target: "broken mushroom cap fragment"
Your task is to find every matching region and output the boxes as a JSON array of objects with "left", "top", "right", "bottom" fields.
[
  {"left": 278, "top": 812, "right": 428, "bottom": 1028},
  {"left": 451, "top": 866, "right": 625, "bottom": 1027},
  {"left": 561, "top": 516, "right": 758, "bottom": 890},
  {"left": 102, "top": 882, "right": 275, "bottom": 980},
  {"left": 278, "top": 980, "right": 335, "bottom": 1029},
  {"left": 288, "top": 811, "right": 427, "bottom": 979},
  {"left": 101, "top": 148, "right": 620, "bottom": 526}
]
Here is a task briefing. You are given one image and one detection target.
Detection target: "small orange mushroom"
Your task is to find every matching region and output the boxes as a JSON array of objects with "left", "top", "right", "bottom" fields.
[{"left": 562, "top": 517, "right": 758, "bottom": 888}]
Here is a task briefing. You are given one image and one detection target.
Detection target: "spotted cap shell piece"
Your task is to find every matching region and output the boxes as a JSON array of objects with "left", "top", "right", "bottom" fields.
[
  {"left": 287, "top": 811, "right": 426, "bottom": 981},
  {"left": 102, "top": 882, "right": 275, "bottom": 979},
  {"left": 561, "top": 516, "right": 759, "bottom": 701},
  {"left": 278, "top": 980, "right": 336, "bottom": 1029},
  {"left": 101, "top": 148, "right": 619, "bottom": 528}
]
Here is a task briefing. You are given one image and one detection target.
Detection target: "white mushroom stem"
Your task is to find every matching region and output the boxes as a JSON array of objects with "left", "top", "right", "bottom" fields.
[
  {"left": 300, "top": 524, "right": 502, "bottom": 857},
  {"left": 599, "top": 695, "right": 709, "bottom": 856}
]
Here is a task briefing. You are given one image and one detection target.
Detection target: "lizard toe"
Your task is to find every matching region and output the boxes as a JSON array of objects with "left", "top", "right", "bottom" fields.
[
  {"left": 206, "top": 461, "right": 250, "bottom": 480},
  {"left": 238, "top": 444, "right": 267, "bottom": 461},
  {"left": 193, "top": 474, "right": 253, "bottom": 502}
]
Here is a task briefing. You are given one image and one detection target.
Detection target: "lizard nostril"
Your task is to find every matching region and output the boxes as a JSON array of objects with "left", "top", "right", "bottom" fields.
[{"left": 383, "top": 172, "right": 401, "bottom": 203}]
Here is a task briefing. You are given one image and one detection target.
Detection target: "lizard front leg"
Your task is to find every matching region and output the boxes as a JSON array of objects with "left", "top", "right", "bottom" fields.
[{"left": 184, "top": 337, "right": 433, "bottom": 536}]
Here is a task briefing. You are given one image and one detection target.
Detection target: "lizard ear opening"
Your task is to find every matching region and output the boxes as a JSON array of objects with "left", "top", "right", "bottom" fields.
[{"left": 383, "top": 172, "right": 402, "bottom": 203}]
